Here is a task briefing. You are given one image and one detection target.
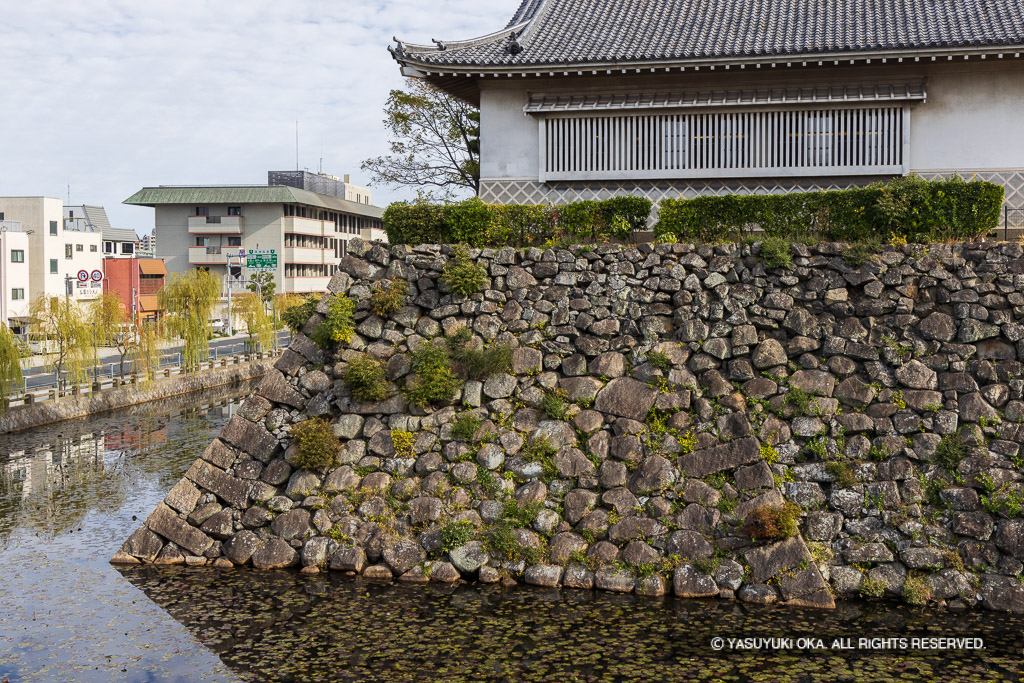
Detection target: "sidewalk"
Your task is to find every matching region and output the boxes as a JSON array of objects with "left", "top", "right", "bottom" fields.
[{"left": 18, "top": 331, "right": 269, "bottom": 370}]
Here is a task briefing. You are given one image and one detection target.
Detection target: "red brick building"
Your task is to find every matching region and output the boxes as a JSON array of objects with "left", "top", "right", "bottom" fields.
[{"left": 102, "top": 257, "right": 167, "bottom": 322}]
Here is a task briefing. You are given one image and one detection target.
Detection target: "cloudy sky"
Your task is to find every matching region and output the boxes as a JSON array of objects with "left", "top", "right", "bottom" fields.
[{"left": 0, "top": 0, "right": 520, "bottom": 234}]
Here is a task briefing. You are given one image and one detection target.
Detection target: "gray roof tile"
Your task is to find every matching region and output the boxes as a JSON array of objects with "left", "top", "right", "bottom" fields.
[{"left": 397, "top": 0, "right": 1024, "bottom": 68}]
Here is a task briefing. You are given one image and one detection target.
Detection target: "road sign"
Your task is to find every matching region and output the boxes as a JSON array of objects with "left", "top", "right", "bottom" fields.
[
  {"left": 91, "top": 269, "right": 103, "bottom": 282},
  {"left": 246, "top": 249, "right": 278, "bottom": 271},
  {"left": 77, "top": 270, "right": 89, "bottom": 282}
]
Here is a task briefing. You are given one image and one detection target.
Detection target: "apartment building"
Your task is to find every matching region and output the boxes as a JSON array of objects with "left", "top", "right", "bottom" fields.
[
  {"left": 0, "top": 197, "right": 103, "bottom": 304},
  {"left": 0, "top": 218, "right": 30, "bottom": 332},
  {"left": 124, "top": 171, "right": 385, "bottom": 294}
]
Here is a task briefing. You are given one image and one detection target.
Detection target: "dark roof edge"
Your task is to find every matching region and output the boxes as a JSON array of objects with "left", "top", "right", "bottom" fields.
[{"left": 398, "top": 44, "right": 1024, "bottom": 76}]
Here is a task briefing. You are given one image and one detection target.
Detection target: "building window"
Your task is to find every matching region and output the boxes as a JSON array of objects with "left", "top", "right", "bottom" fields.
[
  {"left": 227, "top": 206, "right": 242, "bottom": 216},
  {"left": 103, "top": 241, "right": 114, "bottom": 254},
  {"left": 122, "top": 243, "right": 134, "bottom": 254},
  {"left": 76, "top": 244, "right": 84, "bottom": 252},
  {"left": 196, "top": 206, "right": 208, "bottom": 216},
  {"left": 50, "top": 221, "right": 58, "bottom": 236},
  {"left": 227, "top": 236, "right": 242, "bottom": 247},
  {"left": 11, "top": 288, "right": 24, "bottom": 301},
  {"left": 540, "top": 106, "right": 906, "bottom": 180},
  {"left": 90, "top": 245, "right": 98, "bottom": 252},
  {"left": 50, "top": 259, "right": 58, "bottom": 274},
  {"left": 65, "top": 244, "right": 73, "bottom": 259},
  {"left": 10, "top": 250, "right": 24, "bottom": 263}
]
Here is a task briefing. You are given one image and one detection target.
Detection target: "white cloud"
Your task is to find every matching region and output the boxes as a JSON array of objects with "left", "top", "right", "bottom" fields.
[{"left": 0, "top": 0, "right": 520, "bottom": 232}]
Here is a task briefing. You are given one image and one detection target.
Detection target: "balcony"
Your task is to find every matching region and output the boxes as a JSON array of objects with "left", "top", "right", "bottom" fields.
[
  {"left": 283, "top": 216, "right": 332, "bottom": 237},
  {"left": 284, "top": 247, "right": 330, "bottom": 265},
  {"left": 188, "top": 215, "right": 244, "bottom": 235},
  {"left": 283, "top": 276, "right": 331, "bottom": 294},
  {"left": 188, "top": 246, "right": 244, "bottom": 265}
]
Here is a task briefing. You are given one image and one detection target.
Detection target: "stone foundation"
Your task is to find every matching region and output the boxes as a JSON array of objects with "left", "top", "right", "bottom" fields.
[{"left": 115, "top": 238, "right": 1024, "bottom": 612}]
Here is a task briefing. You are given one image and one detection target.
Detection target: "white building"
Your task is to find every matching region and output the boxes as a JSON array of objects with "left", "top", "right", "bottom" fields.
[
  {"left": 0, "top": 218, "right": 31, "bottom": 332},
  {"left": 392, "top": 0, "right": 1024, "bottom": 224},
  {"left": 125, "top": 172, "right": 385, "bottom": 295},
  {"left": 65, "top": 205, "right": 140, "bottom": 259},
  {"left": 0, "top": 197, "right": 103, "bottom": 304}
]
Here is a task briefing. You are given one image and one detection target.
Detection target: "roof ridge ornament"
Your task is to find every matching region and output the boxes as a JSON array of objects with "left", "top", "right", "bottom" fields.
[
  {"left": 431, "top": 39, "right": 447, "bottom": 51},
  {"left": 507, "top": 31, "right": 524, "bottom": 56}
]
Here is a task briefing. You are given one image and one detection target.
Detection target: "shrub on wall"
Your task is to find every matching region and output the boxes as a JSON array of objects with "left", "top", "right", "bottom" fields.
[
  {"left": 343, "top": 354, "right": 391, "bottom": 403},
  {"left": 383, "top": 196, "right": 653, "bottom": 247},
  {"left": 291, "top": 418, "right": 341, "bottom": 471},
  {"left": 654, "top": 176, "right": 1002, "bottom": 244}
]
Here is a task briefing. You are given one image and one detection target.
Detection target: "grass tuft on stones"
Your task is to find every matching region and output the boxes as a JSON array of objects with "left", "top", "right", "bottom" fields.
[
  {"left": 451, "top": 413, "right": 482, "bottom": 442},
  {"left": 311, "top": 294, "right": 356, "bottom": 349},
  {"left": 370, "top": 277, "right": 410, "bottom": 317},
  {"left": 404, "top": 341, "right": 463, "bottom": 408},
  {"left": 441, "top": 247, "right": 488, "bottom": 296},
  {"left": 447, "top": 327, "right": 513, "bottom": 379},
  {"left": 343, "top": 355, "right": 391, "bottom": 403},
  {"left": 291, "top": 418, "right": 341, "bottom": 471},
  {"left": 439, "top": 520, "right": 477, "bottom": 552},
  {"left": 744, "top": 500, "right": 802, "bottom": 542},
  {"left": 935, "top": 432, "right": 970, "bottom": 477},
  {"left": 761, "top": 237, "right": 793, "bottom": 270}
]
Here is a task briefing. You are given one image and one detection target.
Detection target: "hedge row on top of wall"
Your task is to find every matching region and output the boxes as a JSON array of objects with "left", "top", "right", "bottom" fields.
[
  {"left": 382, "top": 196, "right": 653, "bottom": 247},
  {"left": 653, "top": 175, "right": 1004, "bottom": 244}
]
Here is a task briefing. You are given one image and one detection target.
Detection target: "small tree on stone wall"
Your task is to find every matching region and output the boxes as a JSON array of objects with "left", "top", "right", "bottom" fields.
[{"left": 159, "top": 269, "right": 221, "bottom": 373}]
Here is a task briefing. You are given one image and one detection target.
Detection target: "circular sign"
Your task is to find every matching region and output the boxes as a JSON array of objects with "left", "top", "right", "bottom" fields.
[
  {"left": 91, "top": 269, "right": 103, "bottom": 282},
  {"left": 77, "top": 270, "right": 89, "bottom": 282}
]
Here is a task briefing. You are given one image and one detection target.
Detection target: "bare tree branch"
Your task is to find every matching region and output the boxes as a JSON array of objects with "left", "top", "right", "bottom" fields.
[{"left": 361, "top": 80, "right": 479, "bottom": 200}]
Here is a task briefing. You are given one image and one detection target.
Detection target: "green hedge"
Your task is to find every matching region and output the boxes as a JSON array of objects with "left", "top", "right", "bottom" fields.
[
  {"left": 383, "top": 196, "right": 653, "bottom": 247},
  {"left": 653, "top": 176, "right": 1003, "bottom": 244}
]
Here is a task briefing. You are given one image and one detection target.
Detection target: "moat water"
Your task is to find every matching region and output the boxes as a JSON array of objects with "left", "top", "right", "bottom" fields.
[{"left": 1, "top": 387, "right": 1022, "bottom": 682}]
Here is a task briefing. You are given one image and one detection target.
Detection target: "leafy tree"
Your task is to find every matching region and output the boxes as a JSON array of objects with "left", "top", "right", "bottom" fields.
[
  {"left": 233, "top": 292, "right": 274, "bottom": 352},
  {"left": 160, "top": 269, "right": 221, "bottom": 373},
  {"left": 134, "top": 324, "right": 161, "bottom": 386},
  {"left": 247, "top": 271, "right": 276, "bottom": 305},
  {"left": 361, "top": 78, "right": 480, "bottom": 198},
  {"left": 29, "top": 296, "right": 94, "bottom": 395},
  {"left": 90, "top": 293, "right": 132, "bottom": 378},
  {"left": 0, "top": 324, "right": 24, "bottom": 411}
]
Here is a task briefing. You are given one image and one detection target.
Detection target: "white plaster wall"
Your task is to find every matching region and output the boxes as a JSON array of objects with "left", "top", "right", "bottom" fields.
[
  {"left": 480, "top": 87, "right": 538, "bottom": 181},
  {"left": 910, "top": 61, "right": 1024, "bottom": 172}
]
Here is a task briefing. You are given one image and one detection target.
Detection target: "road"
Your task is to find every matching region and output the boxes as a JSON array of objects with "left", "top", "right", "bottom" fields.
[{"left": 21, "top": 331, "right": 291, "bottom": 391}]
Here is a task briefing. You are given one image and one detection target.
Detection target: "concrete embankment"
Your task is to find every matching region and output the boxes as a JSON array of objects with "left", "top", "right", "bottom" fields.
[{"left": 0, "top": 361, "right": 273, "bottom": 434}]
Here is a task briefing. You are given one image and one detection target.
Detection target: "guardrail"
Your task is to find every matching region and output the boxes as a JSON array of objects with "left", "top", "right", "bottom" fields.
[{"left": 5, "top": 348, "right": 279, "bottom": 409}]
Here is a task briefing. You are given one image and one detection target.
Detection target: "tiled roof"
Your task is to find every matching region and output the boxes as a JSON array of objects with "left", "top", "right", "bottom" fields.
[
  {"left": 123, "top": 186, "right": 384, "bottom": 217},
  {"left": 395, "top": 0, "right": 1024, "bottom": 69}
]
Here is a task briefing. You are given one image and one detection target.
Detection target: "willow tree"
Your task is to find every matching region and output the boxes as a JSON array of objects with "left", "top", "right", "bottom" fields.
[
  {"left": 233, "top": 292, "right": 274, "bottom": 352},
  {"left": 0, "top": 325, "right": 24, "bottom": 411},
  {"left": 159, "top": 269, "right": 221, "bottom": 373},
  {"left": 29, "top": 296, "right": 94, "bottom": 394},
  {"left": 90, "top": 293, "right": 131, "bottom": 378},
  {"left": 133, "top": 324, "right": 161, "bottom": 386}
]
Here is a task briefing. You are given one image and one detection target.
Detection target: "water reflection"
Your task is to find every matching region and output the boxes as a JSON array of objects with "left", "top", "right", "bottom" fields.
[{"left": 0, "top": 383, "right": 247, "bottom": 550}]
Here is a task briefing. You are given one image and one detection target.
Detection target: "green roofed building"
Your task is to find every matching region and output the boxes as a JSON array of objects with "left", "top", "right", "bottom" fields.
[{"left": 124, "top": 171, "right": 384, "bottom": 295}]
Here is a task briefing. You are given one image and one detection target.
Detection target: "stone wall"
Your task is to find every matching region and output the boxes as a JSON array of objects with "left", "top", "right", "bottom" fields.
[{"left": 115, "top": 238, "right": 1024, "bottom": 612}]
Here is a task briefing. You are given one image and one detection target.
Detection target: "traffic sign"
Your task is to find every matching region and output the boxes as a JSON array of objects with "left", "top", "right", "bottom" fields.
[
  {"left": 77, "top": 270, "right": 89, "bottom": 282},
  {"left": 91, "top": 269, "right": 103, "bottom": 282},
  {"left": 246, "top": 249, "right": 278, "bottom": 271}
]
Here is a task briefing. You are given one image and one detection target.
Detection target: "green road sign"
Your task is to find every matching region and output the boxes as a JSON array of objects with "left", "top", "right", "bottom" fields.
[{"left": 247, "top": 249, "right": 278, "bottom": 271}]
